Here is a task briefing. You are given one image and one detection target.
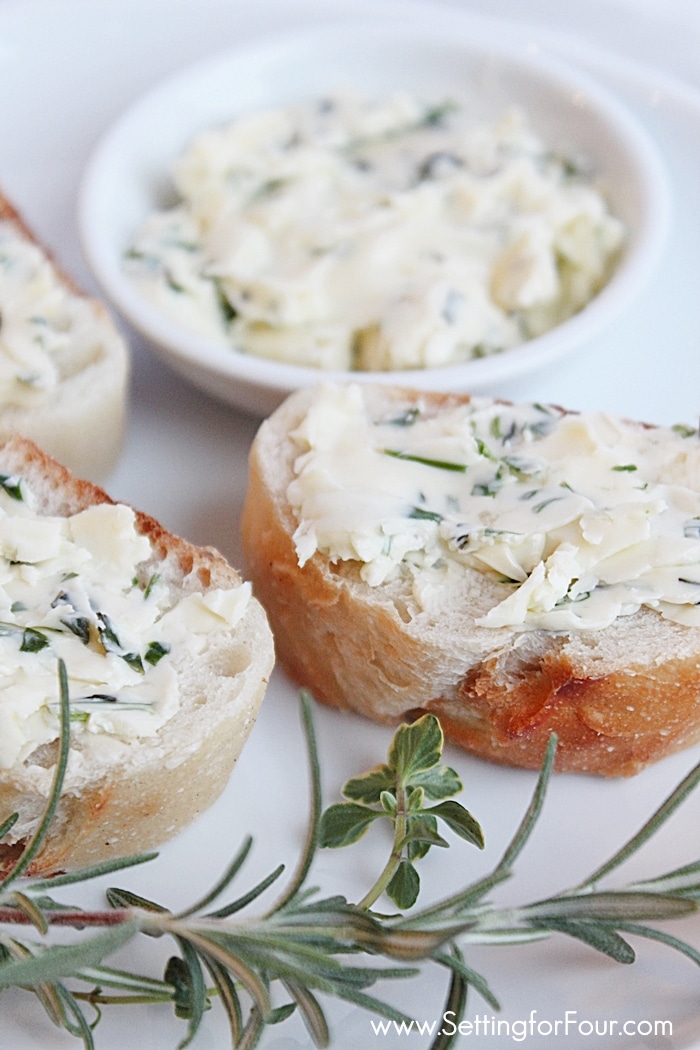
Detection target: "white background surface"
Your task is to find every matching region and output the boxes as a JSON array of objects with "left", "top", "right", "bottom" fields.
[{"left": 3, "top": 1, "right": 700, "bottom": 1048}]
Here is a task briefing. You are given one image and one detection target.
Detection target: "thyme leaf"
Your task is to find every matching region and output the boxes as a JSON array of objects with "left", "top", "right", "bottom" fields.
[{"left": 408, "top": 506, "right": 443, "bottom": 523}]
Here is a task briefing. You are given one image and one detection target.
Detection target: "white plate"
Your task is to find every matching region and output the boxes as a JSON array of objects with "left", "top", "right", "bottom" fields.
[
  {"left": 78, "top": 18, "right": 670, "bottom": 417},
  {"left": 2, "top": 3, "right": 700, "bottom": 1049}
]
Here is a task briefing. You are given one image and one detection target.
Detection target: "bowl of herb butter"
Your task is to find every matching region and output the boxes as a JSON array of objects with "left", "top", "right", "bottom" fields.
[{"left": 79, "top": 17, "right": 670, "bottom": 417}]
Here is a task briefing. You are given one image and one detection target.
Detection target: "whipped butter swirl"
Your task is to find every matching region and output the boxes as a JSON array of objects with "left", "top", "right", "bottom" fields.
[
  {"left": 0, "top": 475, "right": 250, "bottom": 769},
  {"left": 0, "top": 222, "right": 110, "bottom": 407},
  {"left": 289, "top": 383, "right": 700, "bottom": 632},
  {"left": 126, "top": 92, "right": 623, "bottom": 371}
]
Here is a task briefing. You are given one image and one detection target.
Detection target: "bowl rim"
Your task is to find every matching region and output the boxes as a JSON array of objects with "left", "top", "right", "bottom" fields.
[{"left": 78, "top": 14, "right": 672, "bottom": 404}]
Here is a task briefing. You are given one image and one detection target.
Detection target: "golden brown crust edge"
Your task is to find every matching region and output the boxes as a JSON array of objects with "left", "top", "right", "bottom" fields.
[
  {"left": 0, "top": 193, "right": 82, "bottom": 295},
  {"left": 241, "top": 387, "right": 700, "bottom": 779},
  {"left": 0, "top": 437, "right": 274, "bottom": 876}
]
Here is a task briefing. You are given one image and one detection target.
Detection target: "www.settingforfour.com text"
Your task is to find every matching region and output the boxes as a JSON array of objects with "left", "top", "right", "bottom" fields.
[{"left": 370, "top": 1010, "right": 673, "bottom": 1041}]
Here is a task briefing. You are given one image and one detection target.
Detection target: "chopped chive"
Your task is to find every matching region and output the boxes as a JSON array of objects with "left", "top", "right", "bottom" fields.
[
  {"left": 382, "top": 449, "right": 466, "bottom": 472},
  {"left": 408, "top": 507, "right": 443, "bottom": 523},
  {"left": 143, "top": 573, "right": 161, "bottom": 600},
  {"left": 474, "top": 437, "right": 496, "bottom": 461},
  {"left": 532, "top": 496, "right": 563, "bottom": 514}
]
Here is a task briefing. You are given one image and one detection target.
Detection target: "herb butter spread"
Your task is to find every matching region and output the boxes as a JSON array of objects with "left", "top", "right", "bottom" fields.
[
  {"left": 126, "top": 93, "right": 624, "bottom": 371},
  {"left": 0, "top": 222, "right": 111, "bottom": 407},
  {"left": 288, "top": 384, "right": 700, "bottom": 632},
  {"left": 0, "top": 476, "right": 250, "bottom": 770}
]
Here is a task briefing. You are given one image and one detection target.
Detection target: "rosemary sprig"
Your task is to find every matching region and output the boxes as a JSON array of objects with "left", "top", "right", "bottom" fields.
[{"left": 0, "top": 676, "right": 699, "bottom": 1048}]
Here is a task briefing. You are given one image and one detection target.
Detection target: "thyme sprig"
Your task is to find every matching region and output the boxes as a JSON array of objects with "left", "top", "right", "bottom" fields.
[
  {"left": 1, "top": 670, "right": 700, "bottom": 1048},
  {"left": 319, "top": 714, "right": 484, "bottom": 909}
]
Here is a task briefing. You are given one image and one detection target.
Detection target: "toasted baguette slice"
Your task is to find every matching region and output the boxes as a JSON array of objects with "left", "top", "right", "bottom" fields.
[
  {"left": 242, "top": 383, "right": 700, "bottom": 777},
  {"left": 0, "top": 193, "right": 128, "bottom": 480},
  {"left": 0, "top": 436, "right": 274, "bottom": 876}
]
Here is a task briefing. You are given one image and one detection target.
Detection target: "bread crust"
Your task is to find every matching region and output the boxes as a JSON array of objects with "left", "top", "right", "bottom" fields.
[
  {"left": 242, "top": 385, "right": 700, "bottom": 777},
  {"left": 0, "top": 436, "right": 274, "bottom": 876},
  {"left": 0, "top": 193, "right": 129, "bottom": 480}
]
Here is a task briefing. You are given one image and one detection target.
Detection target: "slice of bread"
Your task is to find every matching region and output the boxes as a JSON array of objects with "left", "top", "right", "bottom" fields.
[
  {"left": 242, "top": 382, "right": 700, "bottom": 777},
  {"left": 0, "top": 436, "right": 274, "bottom": 876},
  {"left": 0, "top": 193, "right": 128, "bottom": 480}
]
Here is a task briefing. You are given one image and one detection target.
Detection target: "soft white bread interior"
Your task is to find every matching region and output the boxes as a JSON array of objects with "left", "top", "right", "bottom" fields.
[
  {"left": 0, "top": 193, "right": 128, "bottom": 480},
  {"left": 242, "top": 382, "right": 700, "bottom": 777},
  {"left": 0, "top": 436, "right": 274, "bottom": 876}
]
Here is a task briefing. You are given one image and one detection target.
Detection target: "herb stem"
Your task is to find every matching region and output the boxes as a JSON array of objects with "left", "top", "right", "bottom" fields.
[
  {"left": 0, "top": 908, "right": 134, "bottom": 927},
  {"left": 358, "top": 783, "right": 409, "bottom": 911},
  {"left": 72, "top": 990, "right": 176, "bottom": 1006},
  {"left": 0, "top": 659, "right": 71, "bottom": 889}
]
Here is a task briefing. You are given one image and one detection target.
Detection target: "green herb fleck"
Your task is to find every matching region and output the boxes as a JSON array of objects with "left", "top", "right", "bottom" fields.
[
  {"left": 0, "top": 474, "right": 23, "bottom": 501},
  {"left": 122, "top": 652, "right": 145, "bottom": 674},
  {"left": 382, "top": 449, "right": 466, "bottom": 472},
  {"left": 532, "top": 496, "right": 563, "bottom": 514},
  {"left": 96, "top": 612, "right": 144, "bottom": 673},
  {"left": 250, "top": 177, "right": 287, "bottom": 202},
  {"left": 96, "top": 612, "right": 121, "bottom": 652},
  {"left": 165, "top": 271, "right": 186, "bottom": 294},
  {"left": 474, "top": 437, "right": 497, "bottom": 461},
  {"left": 503, "top": 456, "right": 540, "bottom": 479},
  {"left": 408, "top": 506, "right": 443, "bottom": 523},
  {"left": 60, "top": 616, "right": 91, "bottom": 646},
  {"left": 143, "top": 574, "right": 161, "bottom": 600},
  {"left": 472, "top": 479, "right": 501, "bottom": 498},
  {"left": 144, "top": 641, "right": 170, "bottom": 667},
  {"left": 20, "top": 628, "right": 49, "bottom": 654},
  {"left": 214, "top": 280, "right": 237, "bottom": 325},
  {"left": 386, "top": 406, "right": 421, "bottom": 427},
  {"left": 420, "top": 100, "right": 458, "bottom": 127}
]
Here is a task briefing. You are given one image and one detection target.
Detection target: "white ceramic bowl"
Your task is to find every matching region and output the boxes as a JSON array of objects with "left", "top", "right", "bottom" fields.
[{"left": 79, "top": 17, "right": 670, "bottom": 418}]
